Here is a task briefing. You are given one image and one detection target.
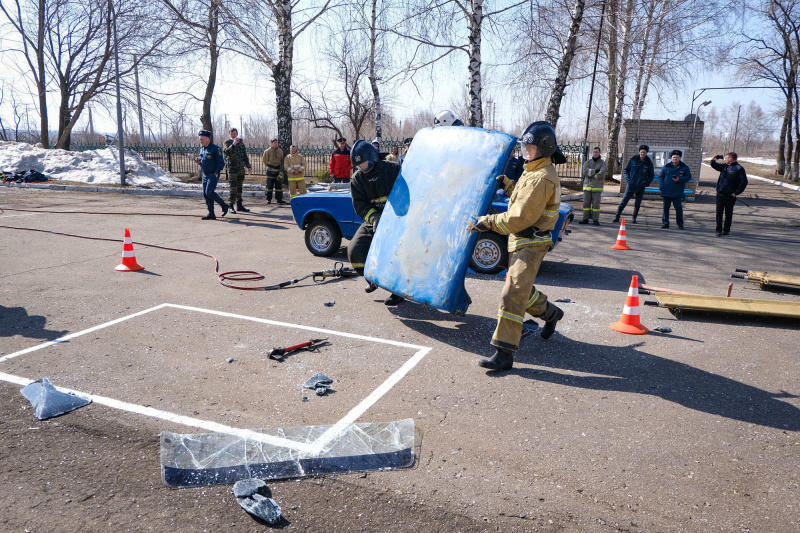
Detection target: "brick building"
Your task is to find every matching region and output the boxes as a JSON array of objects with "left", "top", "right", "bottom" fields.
[{"left": 620, "top": 118, "right": 704, "bottom": 199}]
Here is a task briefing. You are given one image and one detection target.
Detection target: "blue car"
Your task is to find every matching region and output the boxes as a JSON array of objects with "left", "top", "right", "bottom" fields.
[{"left": 290, "top": 185, "right": 573, "bottom": 275}]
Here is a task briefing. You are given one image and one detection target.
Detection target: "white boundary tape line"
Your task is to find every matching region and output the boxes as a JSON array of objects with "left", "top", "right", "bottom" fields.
[{"left": 0, "top": 303, "right": 433, "bottom": 455}]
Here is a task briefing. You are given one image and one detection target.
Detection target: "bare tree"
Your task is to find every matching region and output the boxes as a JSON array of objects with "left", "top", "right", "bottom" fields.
[
  {"left": 391, "top": 0, "right": 527, "bottom": 128},
  {"left": 160, "top": 0, "right": 226, "bottom": 139},
  {"left": 738, "top": 0, "right": 799, "bottom": 180},
  {"left": 544, "top": 0, "right": 586, "bottom": 127},
  {"left": 217, "top": 0, "right": 333, "bottom": 153},
  {"left": 1, "top": 0, "right": 52, "bottom": 146}
]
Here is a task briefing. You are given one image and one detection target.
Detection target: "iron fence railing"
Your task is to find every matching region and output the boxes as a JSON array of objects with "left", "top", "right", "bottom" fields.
[{"left": 70, "top": 140, "right": 592, "bottom": 180}]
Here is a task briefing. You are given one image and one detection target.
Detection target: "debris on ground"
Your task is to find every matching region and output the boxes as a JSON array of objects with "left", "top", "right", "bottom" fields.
[
  {"left": 268, "top": 338, "right": 330, "bottom": 361},
  {"left": 653, "top": 327, "right": 673, "bottom": 333},
  {"left": 304, "top": 373, "right": 333, "bottom": 395},
  {"left": 226, "top": 358, "right": 236, "bottom": 363},
  {"left": 554, "top": 298, "right": 573, "bottom": 303},
  {"left": 521, "top": 319, "right": 539, "bottom": 338},
  {"left": 324, "top": 301, "right": 336, "bottom": 307},
  {"left": 232, "top": 479, "right": 282, "bottom": 524},
  {"left": 20, "top": 377, "right": 92, "bottom": 420}
]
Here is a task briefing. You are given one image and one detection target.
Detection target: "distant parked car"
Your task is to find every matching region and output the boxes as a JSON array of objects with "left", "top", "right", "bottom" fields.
[{"left": 290, "top": 185, "right": 573, "bottom": 275}]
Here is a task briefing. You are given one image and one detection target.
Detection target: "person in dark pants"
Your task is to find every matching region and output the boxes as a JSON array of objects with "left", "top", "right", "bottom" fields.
[
  {"left": 347, "top": 140, "right": 404, "bottom": 306},
  {"left": 710, "top": 152, "right": 748, "bottom": 236},
  {"left": 195, "top": 129, "right": 229, "bottom": 220},
  {"left": 657, "top": 150, "right": 692, "bottom": 229},
  {"left": 614, "top": 145, "right": 654, "bottom": 223},
  {"left": 262, "top": 138, "right": 285, "bottom": 204}
]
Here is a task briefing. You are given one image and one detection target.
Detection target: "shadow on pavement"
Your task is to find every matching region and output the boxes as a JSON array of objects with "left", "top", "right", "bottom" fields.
[
  {"left": 392, "top": 304, "right": 800, "bottom": 431},
  {"left": 0, "top": 305, "right": 68, "bottom": 341}
]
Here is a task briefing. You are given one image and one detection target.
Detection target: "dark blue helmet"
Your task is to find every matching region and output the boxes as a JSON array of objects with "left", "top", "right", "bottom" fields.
[
  {"left": 518, "top": 121, "right": 566, "bottom": 164},
  {"left": 351, "top": 139, "right": 379, "bottom": 172}
]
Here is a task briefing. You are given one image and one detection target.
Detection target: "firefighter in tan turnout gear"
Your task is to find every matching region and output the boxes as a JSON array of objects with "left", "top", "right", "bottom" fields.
[
  {"left": 284, "top": 145, "right": 307, "bottom": 198},
  {"left": 579, "top": 147, "right": 607, "bottom": 225},
  {"left": 467, "top": 121, "right": 566, "bottom": 371}
]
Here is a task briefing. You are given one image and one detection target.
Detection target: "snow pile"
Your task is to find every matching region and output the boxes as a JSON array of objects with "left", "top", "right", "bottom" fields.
[
  {"left": 0, "top": 141, "right": 180, "bottom": 186},
  {"left": 738, "top": 157, "right": 777, "bottom": 166}
]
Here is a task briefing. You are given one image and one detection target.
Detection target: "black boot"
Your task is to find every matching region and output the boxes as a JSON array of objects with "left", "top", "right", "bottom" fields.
[
  {"left": 540, "top": 303, "right": 564, "bottom": 340},
  {"left": 613, "top": 208, "right": 622, "bottom": 223},
  {"left": 384, "top": 293, "right": 405, "bottom": 306},
  {"left": 220, "top": 202, "right": 229, "bottom": 217},
  {"left": 237, "top": 201, "right": 250, "bottom": 213},
  {"left": 201, "top": 212, "right": 216, "bottom": 220},
  {"left": 478, "top": 348, "right": 514, "bottom": 371},
  {"left": 276, "top": 190, "right": 286, "bottom": 204},
  {"left": 632, "top": 207, "right": 639, "bottom": 223},
  {"left": 229, "top": 203, "right": 236, "bottom": 214},
  {"left": 365, "top": 281, "right": 379, "bottom": 293}
]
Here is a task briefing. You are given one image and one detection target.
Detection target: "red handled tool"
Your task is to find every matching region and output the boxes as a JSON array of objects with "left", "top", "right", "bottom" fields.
[{"left": 268, "top": 338, "right": 329, "bottom": 361}]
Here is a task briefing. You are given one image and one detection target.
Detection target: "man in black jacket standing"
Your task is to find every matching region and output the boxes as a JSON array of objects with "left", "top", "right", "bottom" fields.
[
  {"left": 710, "top": 152, "right": 748, "bottom": 236},
  {"left": 614, "top": 145, "right": 654, "bottom": 223}
]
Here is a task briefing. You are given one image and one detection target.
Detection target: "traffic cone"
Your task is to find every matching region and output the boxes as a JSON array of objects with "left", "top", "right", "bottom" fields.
[
  {"left": 611, "top": 219, "right": 632, "bottom": 250},
  {"left": 611, "top": 275, "right": 649, "bottom": 335},
  {"left": 115, "top": 228, "right": 145, "bottom": 272}
]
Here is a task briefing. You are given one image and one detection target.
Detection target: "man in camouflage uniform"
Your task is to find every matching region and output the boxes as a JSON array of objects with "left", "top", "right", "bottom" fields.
[
  {"left": 578, "top": 147, "right": 607, "bottom": 225},
  {"left": 283, "top": 145, "right": 307, "bottom": 198},
  {"left": 262, "top": 138, "right": 285, "bottom": 204},
  {"left": 468, "top": 121, "right": 565, "bottom": 371},
  {"left": 222, "top": 128, "right": 252, "bottom": 213}
]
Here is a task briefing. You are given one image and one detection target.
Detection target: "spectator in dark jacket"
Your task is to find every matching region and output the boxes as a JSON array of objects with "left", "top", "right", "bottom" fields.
[
  {"left": 658, "top": 150, "right": 692, "bottom": 229},
  {"left": 614, "top": 145, "right": 654, "bottom": 223},
  {"left": 710, "top": 152, "right": 748, "bottom": 236},
  {"left": 329, "top": 137, "right": 352, "bottom": 183}
]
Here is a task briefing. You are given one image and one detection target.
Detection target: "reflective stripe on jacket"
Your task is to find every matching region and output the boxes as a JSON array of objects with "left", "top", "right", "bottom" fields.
[{"left": 284, "top": 153, "right": 306, "bottom": 179}]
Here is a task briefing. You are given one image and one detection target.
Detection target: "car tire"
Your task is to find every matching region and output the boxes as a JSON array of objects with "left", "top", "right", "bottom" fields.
[
  {"left": 469, "top": 232, "right": 508, "bottom": 275},
  {"left": 305, "top": 218, "right": 342, "bottom": 257}
]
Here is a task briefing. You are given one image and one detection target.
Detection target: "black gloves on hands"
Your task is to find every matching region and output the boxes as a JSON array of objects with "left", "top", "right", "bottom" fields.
[{"left": 369, "top": 212, "right": 381, "bottom": 230}]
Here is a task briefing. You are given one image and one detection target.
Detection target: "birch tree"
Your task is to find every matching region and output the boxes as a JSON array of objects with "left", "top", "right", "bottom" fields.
[
  {"left": 544, "top": 0, "right": 586, "bottom": 127},
  {"left": 218, "top": 0, "right": 333, "bottom": 152},
  {"left": 392, "top": 0, "right": 526, "bottom": 128},
  {"left": 1, "top": 0, "right": 52, "bottom": 147}
]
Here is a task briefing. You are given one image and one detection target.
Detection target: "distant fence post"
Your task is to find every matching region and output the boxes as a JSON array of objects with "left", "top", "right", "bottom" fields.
[{"left": 167, "top": 147, "right": 172, "bottom": 173}]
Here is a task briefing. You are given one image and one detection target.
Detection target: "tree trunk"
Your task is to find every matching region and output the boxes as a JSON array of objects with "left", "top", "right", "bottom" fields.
[
  {"left": 630, "top": 0, "right": 660, "bottom": 121},
  {"left": 545, "top": 0, "right": 585, "bottom": 127},
  {"left": 274, "top": 0, "right": 294, "bottom": 153},
  {"left": 37, "top": 0, "right": 49, "bottom": 148},
  {"left": 792, "top": 84, "right": 799, "bottom": 181},
  {"left": 466, "top": 0, "right": 483, "bottom": 128},
  {"left": 777, "top": 91, "right": 790, "bottom": 175},
  {"left": 605, "top": 0, "right": 619, "bottom": 136},
  {"left": 369, "top": 0, "right": 381, "bottom": 141},
  {"left": 200, "top": 0, "right": 220, "bottom": 139},
  {"left": 605, "top": 0, "right": 634, "bottom": 175}
]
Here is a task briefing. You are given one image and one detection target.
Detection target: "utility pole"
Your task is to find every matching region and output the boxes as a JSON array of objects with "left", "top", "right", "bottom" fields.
[
  {"left": 583, "top": 0, "right": 606, "bottom": 159},
  {"left": 110, "top": 0, "right": 125, "bottom": 185},
  {"left": 134, "top": 54, "right": 145, "bottom": 146},
  {"left": 732, "top": 105, "right": 741, "bottom": 152}
]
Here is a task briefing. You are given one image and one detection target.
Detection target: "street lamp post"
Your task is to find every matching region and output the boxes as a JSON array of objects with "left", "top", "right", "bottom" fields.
[{"left": 690, "top": 100, "right": 711, "bottom": 147}]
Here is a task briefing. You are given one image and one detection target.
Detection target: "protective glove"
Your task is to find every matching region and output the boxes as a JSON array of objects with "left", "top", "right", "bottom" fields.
[
  {"left": 467, "top": 216, "right": 492, "bottom": 233},
  {"left": 496, "top": 174, "right": 507, "bottom": 184},
  {"left": 368, "top": 212, "right": 381, "bottom": 230}
]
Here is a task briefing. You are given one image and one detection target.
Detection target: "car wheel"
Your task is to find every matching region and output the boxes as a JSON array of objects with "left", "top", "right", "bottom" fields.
[
  {"left": 469, "top": 232, "right": 508, "bottom": 275},
  {"left": 305, "top": 218, "right": 342, "bottom": 257}
]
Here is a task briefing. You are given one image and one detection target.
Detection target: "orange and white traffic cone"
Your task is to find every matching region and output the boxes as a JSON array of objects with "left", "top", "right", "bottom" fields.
[
  {"left": 115, "top": 228, "right": 145, "bottom": 272},
  {"left": 611, "top": 219, "right": 632, "bottom": 250},
  {"left": 611, "top": 275, "right": 648, "bottom": 335}
]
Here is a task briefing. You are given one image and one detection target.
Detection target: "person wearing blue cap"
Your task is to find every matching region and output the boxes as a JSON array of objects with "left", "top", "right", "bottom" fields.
[
  {"left": 657, "top": 149, "right": 691, "bottom": 229},
  {"left": 196, "top": 130, "right": 229, "bottom": 220}
]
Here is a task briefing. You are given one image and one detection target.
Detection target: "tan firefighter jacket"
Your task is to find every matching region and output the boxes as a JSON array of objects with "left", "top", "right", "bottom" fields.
[
  {"left": 581, "top": 156, "right": 607, "bottom": 192},
  {"left": 284, "top": 153, "right": 306, "bottom": 180},
  {"left": 477, "top": 157, "right": 561, "bottom": 252}
]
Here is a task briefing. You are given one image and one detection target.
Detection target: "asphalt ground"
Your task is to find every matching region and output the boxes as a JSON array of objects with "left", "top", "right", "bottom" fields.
[{"left": 1, "top": 164, "right": 799, "bottom": 532}]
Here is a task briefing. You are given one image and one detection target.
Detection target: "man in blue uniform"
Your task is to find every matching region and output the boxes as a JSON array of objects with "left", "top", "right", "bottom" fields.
[
  {"left": 658, "top": 150, "right": 692, "bottom": 229},
  {"left": 614, "top": 145, "right": 654, "bottom": 223},
  {"left": 196, "top": 130, "right": 229, "bottom": 220}
]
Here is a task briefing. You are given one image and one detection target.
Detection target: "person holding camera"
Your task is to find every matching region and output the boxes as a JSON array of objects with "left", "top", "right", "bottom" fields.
[
  {"left": 579, "top": 147, "right": 607, "bottom": 225},
  {"left": 657, "top": 150, "right": 692, "bottom": 229},
  {"left": 710, "top": 152, "right": 748, "bottom": 236},
  {"left": 196, "top": 129, "right": 229, "bottom": 220},
  {"left": 222, "top": 128, "right": 252, "bottom": 213}
]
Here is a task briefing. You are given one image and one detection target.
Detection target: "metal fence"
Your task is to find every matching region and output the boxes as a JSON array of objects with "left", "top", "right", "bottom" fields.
[{"left": 70, "top": 140, "right": 591, "bottom": 180}]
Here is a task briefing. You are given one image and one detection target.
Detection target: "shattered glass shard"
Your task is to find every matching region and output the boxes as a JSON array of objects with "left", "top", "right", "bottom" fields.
[
  {"left": 303, "top": 373, "right": 333, "bottom": 389},
  {"left": 160, "top": 418, "right": 415, "bottom": 487},
  {"left": 20, "top": 378, "right": 92, "bottom": 420}
]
